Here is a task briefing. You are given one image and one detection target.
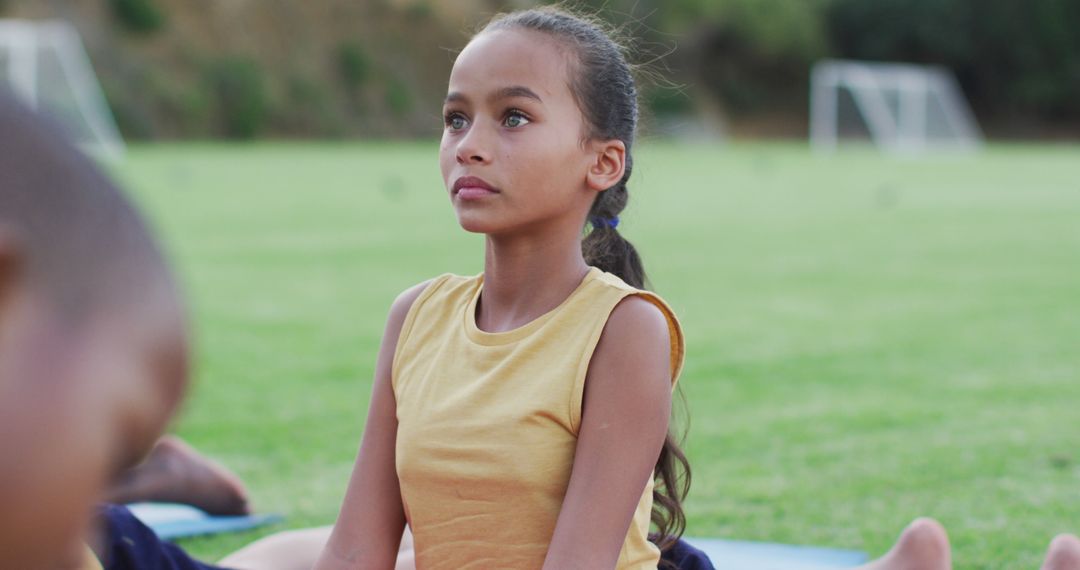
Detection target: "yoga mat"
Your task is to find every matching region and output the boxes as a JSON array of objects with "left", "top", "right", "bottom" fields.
[
  {"left": 684, "top": 537, "right": 868, "bottom": 569},
  {"left": 127, "top": 505, "right": 866, "bottom": 567},
  {"left": 127, "top": 502, "right": 283, "bottom": 540}
]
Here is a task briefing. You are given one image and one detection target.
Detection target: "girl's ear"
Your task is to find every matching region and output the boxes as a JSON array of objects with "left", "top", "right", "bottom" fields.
[{"left": 585, "top": 139, "right": 626, "bottom": 192}]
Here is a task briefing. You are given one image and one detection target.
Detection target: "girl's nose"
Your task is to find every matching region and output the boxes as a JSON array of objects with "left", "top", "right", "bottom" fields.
[{"left": 456, "top": 124, "right": 492, "bottom": 165}]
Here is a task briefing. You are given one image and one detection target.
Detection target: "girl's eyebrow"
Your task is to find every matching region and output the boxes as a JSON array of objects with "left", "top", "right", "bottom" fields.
[{"left": 444, "top": 85, "right": 543, "bottom": 106}]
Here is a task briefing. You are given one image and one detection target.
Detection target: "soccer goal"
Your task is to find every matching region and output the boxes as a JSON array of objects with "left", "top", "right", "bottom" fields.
[
  {"left": 0, "top": 19, "right": 125, "bottom": 160},
  {"left": 810, "top": 59, "right": 982, "bottom": 154}
]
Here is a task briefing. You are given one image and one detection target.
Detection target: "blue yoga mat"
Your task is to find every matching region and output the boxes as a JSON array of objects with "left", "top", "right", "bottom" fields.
[
  {"left": 127, "top": 504, "right": 866, "bottom": 568},
  {"left": 127, "top": 502, "right": 282, "bottom": 540},
  {"left": 683, "top": 537, "right": 868, "bottom": 569}
]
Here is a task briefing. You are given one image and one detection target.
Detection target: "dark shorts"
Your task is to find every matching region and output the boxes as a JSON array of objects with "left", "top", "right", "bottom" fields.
[
  {"left": 660, "top": 537, "right": 717, "bottom": 570},
  {"left": 97, "top": 504, "right": 225, "bottom": 570}
]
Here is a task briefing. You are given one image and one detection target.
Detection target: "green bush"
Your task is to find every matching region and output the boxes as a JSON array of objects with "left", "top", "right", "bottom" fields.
[
  {"left": 109, "top": 0, "right": 166, "bottom": 34},
  {"left": 656, "top": 0, "right": 831, "bottom": 116},
  {"left": 279, "top": 75, "right": 345, "bottom": 137},
  {"left": 203, "top": 58, "right": 270, "bottom": 139},
  {"left": 149, "top": 73, "right": 211, "bottom": 137},
  {"left": 403, "top": 1, "right": 433, "bottom": 20},
  {"left": 826, "top": 0, "right": 1080, "bottom": 121},
  {"left": 338, "top": 43, "right": 372, "bottom": 91},
  {"left": 103, "top": 81, "right": 156, "bottom": 139},
  {"left": 643, "top": 86, "right": 694, "bottom": 116},
  {"left": 385, "top": 77, "right": 412, "bottom": 118},
  {"left": 662, "top": 0, "right": 831, "bottom": 63}
]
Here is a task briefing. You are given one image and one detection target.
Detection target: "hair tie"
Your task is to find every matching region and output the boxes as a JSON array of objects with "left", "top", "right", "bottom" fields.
[{"left": 591, "top": 216, "right": 619, "bottom": 230}]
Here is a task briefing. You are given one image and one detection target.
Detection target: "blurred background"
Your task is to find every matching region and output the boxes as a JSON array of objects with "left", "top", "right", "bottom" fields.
[
  {"left": 3, "top": 1, "right": 1079, "bottom": 568},
  {"left": 2, "top": 0, "right": 1078, "bottom": 142}
]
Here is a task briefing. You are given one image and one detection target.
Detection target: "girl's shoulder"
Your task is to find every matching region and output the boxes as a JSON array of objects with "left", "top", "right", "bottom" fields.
[
  {"left": 401, "top": 273, "right": 479, "bottom": 310},
  {"left": 385, "top": 272, "right": 479, "bottom": 337},
  {"left": 588, "top": 268, "right": 686, "bottom": 387},
  {"left": 389, "top": 272, "right": 478, "bottom": 312}
]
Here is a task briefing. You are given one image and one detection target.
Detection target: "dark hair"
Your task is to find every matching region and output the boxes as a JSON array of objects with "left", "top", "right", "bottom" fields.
[
  {"left": 0, "top": 92, "right": 174, "bottom": 322},
  {"left": 481, "top": 7, "right": 692, "bottom": 560}
]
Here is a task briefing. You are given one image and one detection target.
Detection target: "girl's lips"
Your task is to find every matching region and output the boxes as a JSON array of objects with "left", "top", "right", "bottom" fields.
[
  {"left": 456, "top": 186, "right": 499, "bottom": 200},
  {"left": 452, "top": 176, "right": 500, "bottom": 201}
]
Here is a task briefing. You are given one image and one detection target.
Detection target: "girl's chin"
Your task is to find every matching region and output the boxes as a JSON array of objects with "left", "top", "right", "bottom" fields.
[
  {"left": 455, "top": 213, "right": 503, "bottom": 235},
  {"left": 458, "top": 222, "right": 498, "bottom": 235}
]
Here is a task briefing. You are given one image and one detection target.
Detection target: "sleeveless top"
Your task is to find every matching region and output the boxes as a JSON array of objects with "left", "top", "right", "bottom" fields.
[{"left": 392, "top": 266, "right": 685, "bottom": 569}]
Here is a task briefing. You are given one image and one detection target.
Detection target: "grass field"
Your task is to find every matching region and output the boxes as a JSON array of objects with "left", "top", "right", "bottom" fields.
[{"left": 113, "top": 141, "right": 1080, "bottom": 568}]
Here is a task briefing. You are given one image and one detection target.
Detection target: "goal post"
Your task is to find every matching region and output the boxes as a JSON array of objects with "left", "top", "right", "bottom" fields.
[
  {"left": 810, "top": 59, "right": 982, "bottom": 154},
  {"left": 0, "top": 19, "right": 125, "bottom": 160}
]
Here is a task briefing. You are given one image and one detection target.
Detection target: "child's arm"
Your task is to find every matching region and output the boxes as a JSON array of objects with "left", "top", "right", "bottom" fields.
[
  {"left": 314, "top": 281, "right": 430, "bottom": 570},
  {"left": 542, "top": 295, "right": 674, "bottom": 570}
]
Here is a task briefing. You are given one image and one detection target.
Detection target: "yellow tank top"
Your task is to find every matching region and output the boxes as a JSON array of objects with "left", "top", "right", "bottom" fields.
[{"left": 393, "top": 266, "right": 685, "bottom": 569}]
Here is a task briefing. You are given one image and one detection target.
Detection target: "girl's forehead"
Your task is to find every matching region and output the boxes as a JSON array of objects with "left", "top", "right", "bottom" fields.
[{"left": 450, "top": 29, "right": 571, "bottom": 97}]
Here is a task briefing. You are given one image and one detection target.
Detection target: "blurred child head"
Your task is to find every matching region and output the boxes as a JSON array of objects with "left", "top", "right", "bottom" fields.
[{"left": 0, "top": 94, "right": 188, "bottom": 567}]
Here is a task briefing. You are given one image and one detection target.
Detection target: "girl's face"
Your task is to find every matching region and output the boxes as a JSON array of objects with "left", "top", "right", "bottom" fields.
[{"left": 440, "top": 29, "right": 599, "bottom": 236}]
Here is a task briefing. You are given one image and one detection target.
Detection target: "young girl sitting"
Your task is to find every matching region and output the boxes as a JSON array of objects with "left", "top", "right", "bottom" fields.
[
  {"left": 314, "top": 6, "right": 706, "bottom": 569},
  {"left": 293, "top": 6, "right": 1078, "bottom": 570}
]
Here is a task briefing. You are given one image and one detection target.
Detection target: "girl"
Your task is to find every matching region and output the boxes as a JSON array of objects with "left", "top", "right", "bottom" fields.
[
  {"left": 298, "top": 6, "right": 1080, "bottom": 570},
  {"left": 316, "top": 7, "right": 702, "bottom": 569}
]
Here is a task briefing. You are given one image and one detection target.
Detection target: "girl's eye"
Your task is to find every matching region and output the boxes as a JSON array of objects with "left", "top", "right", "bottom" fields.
[
  {"left": 504, "top": 111, "right": 530, "bottom": 128},
  {"left": 445, "top": 113, "right": 468, "bottom": 131}
]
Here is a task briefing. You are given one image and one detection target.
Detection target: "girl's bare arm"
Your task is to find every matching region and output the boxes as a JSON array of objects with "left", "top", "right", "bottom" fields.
[{"left": 542, "top": 295, "right": 674, "bottom": 570}]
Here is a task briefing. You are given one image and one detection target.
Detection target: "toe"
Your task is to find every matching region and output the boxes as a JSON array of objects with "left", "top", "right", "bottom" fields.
[{"left": 1043, "top": 534, "right": 1080, "bottom": 570}]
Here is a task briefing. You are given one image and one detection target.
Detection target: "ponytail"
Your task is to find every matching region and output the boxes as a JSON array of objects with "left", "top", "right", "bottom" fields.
[
  {"left": 582, "top": 178, "right": 645, "bottom": 288},
  {"left": 582, "top": 166, "right": 693, "bottom": 561}
]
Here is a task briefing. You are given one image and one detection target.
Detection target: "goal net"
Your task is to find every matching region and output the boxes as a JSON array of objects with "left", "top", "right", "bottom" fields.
[
  {"left": 0, "top": 20, "right": 125, "bottom": 160},
  {"left": 810, "top": 59, "right": 982, "bottom": 154}
]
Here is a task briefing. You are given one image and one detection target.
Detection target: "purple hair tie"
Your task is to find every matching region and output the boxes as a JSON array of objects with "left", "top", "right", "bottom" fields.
[{"left": 591, "top": 216, "right": 619, "bottom": 229}]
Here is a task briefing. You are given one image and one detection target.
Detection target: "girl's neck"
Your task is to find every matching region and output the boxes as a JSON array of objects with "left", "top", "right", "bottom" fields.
[{"left": 477, "top": 231, "right": 590, "bottom": 334}]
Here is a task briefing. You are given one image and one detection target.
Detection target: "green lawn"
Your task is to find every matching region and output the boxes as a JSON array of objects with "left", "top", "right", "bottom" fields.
[{"left": 113, "top": 141, "right": 1080, "bottom": 568}]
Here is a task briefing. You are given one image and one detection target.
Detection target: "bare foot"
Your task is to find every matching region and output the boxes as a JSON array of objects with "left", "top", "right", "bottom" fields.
[
  {"left": 859, "top": 517, "right": 951, "bottom": 570},
  {"left": 1042, "top": 534, "right": 1080, "bottom": 570},
  {"left": 106, "top": 435, "right": 250, "bottom": 515}
]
